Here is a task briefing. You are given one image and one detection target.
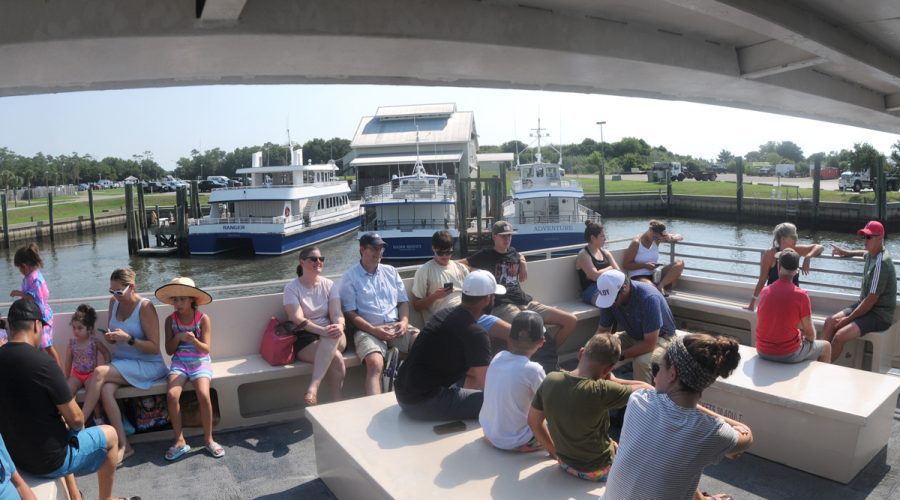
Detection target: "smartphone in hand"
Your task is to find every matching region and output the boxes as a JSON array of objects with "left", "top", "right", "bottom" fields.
[
  {"left": 433, "top": 420, "right": 466, "bottom": 435},
  {"left": 443, "top": 282, "right": 453, "bottom": 291}
]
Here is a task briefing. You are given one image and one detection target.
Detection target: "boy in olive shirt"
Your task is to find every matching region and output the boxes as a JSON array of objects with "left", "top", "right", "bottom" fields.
[{"left": 527, "top": 334, "right": 651, "bottom": 481}]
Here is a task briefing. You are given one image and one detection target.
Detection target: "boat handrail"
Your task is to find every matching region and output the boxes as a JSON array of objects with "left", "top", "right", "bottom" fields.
[
  {"left": 189, "top": 216, "right": 305, "bottom": 226},
  {"left": 506, "top": 214, "right": 603, "bottom": 225},
  {"left": 362, "top": 181, "right": 456, "bottom": 202},
  {"left": 512, "top": 178, "right": 581, "bottom": 191},
  {"left": 362, "top": 218, "right": 456, "bottom": 232},
  {"left": 212, "top": 180, "right": 346, "bottom": 191}
]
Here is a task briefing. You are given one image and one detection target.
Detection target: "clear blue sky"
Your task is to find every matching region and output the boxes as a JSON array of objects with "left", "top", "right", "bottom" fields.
[{"left": 0, "top": 84, "right": 897, "bottom": 170}]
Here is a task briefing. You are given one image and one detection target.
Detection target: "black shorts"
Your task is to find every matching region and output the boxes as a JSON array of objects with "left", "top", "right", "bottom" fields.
[
  {"left": 841, "top": 306, "right": 891, "bottom": 334},
  {"left": 293, "top": 331, "right": 320, "bottom": 353}
]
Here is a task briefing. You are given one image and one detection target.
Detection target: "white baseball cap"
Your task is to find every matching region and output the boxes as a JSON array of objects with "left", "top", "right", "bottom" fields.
[
  {"left": 463, "top": 270, "right": 506, "bottom": 296},
  {"left": 594, "top": 270, "right": 626, "bottom": 309}
]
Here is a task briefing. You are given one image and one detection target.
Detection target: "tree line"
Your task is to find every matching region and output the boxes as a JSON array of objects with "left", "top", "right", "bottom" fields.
[
  {"left": 479, "top": 138, "right": 900, "bottom": 176},
  {"left": 0, "top": 148, "right": 166, "bottom": 191},
  {"left": 173, "top": 138, "right": 351, "bottom": 180}
]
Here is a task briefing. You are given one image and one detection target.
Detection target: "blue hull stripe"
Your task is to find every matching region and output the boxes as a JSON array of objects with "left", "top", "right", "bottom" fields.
[{"left": 188, "top": 218, "right": 360, "bottom": 255}]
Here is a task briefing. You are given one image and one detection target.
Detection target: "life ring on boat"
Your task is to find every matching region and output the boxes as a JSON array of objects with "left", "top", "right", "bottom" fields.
[{"left": 284, "top": 206, "right": 291, "bottom": 218}]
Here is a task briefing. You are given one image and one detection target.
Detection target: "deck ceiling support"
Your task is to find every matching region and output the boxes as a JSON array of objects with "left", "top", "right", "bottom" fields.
[
  {"left": 738, "top": 40, "right": 826, "bottom": 80},
  {"left": 198, "top": 0, "right": 247, "bottom": 25},
  {"left": 664, "top": 0, "right": 900, "bottom": 88}
]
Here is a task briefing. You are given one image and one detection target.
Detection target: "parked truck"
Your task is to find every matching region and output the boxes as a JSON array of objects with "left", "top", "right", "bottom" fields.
[
  {"left": 651, "top": 162, "right": 717, "bottom": 182},
  {"left": 838, "top": 170, "right": 900, "bottom": 192}
]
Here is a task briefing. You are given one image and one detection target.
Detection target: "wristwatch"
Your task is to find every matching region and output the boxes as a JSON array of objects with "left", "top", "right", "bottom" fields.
[{"left": 127, "top": 335, "right": 135, "bottom": 346}]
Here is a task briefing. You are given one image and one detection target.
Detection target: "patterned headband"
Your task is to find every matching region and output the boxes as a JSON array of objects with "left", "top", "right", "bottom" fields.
[{"left": 667, "top": 336, "right": 718, "bottom": 391}]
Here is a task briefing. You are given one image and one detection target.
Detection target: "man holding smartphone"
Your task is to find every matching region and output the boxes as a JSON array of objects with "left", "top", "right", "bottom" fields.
[
  {"left": 395, "top": 271, "right": 505, "bottom": 421},
  {"left": 411, "top": 231, "right": 510, "bottom": 339}
]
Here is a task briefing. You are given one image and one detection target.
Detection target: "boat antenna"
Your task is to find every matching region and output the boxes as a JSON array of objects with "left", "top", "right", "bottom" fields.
[
  {"left": 558, "top": 115, "right": 563, "bottom": 166},
  {"left": 286, "top": 120, "right": 293, "bottom": 165},
  {"left": 530, "top": 117, "right": 549, "bottom": 163},
  {"left": 514, "top": 116, "right": 520, "bottom": 166}
]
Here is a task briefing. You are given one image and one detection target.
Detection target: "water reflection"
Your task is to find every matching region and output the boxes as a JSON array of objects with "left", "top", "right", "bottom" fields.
[{"left": 0, "top": 217, "right": 893, "bottom": 312}]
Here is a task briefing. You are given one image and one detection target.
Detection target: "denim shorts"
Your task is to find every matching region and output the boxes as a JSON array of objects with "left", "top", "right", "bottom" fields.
[
  {"left": 43, "top": 427, "right": 108, "bottom": 479},
  {"left": 758, "top": 339, "right": 827, "bottom": 363}
]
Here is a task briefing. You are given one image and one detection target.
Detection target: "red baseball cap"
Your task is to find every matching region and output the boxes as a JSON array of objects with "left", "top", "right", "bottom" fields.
[{"left": 857, "top": 220, "right": 885, "bottom": 236}]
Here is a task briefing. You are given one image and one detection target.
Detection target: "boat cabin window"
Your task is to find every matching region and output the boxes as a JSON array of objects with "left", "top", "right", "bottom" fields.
[
  {"left": 535, "top": 167, "right": 544, "bottom": 178},
  {"left": 522, "top": 167, "right": 532, "bottom": 178}
]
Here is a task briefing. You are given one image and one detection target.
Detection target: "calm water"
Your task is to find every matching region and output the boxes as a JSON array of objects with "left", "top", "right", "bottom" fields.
[{"left": 1, "top": 217, "right": 893, "bottom": 313}]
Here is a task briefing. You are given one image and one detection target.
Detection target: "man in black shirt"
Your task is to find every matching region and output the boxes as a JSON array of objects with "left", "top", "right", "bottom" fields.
[
  {"left": 0, "top": 300, "right": 124, "bottom": 500},
  {"left": 395, "top": 270, "right": 506, "bottom": 420},
  {"left": 463, "top": 221, "right": 577, "bottom": 371}
]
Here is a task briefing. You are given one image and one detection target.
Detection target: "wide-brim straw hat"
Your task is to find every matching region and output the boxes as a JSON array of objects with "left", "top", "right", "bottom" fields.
[{"left": 155, "top": 277, "right": 212, "bottom": 306}]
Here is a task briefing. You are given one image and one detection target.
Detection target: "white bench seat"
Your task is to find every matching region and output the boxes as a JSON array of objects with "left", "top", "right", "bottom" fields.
[
  {"left": 20, "top": 472, "right": 67, "bottom": 500},
  {"left": 668, "top": 280, "right": 898, "bottom": 373},
  {"left": 306, "top": 393, "right": 607, "bottom": 500},
  {"left": 700, "top": 343, "right": 900, "bottom": 483}
]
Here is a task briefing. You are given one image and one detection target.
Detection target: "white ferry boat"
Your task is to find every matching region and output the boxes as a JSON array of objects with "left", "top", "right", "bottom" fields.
[
  {"left": 502, "top": 156, "right": 602, "bottom": 252},
  {"left": 359, "top": 159, "right": 457, "bottom": 259},
  {"left": 188, "top": 148, "right": 360, "bottom": 255}
]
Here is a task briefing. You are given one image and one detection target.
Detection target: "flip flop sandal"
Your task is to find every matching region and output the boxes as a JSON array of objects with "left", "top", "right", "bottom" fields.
[
  {"left": 164, "top": 444, "right": 190, "bottom": 461},
  {"left": 117, "top": 448, "right": 136, "bottom": 468},
  {"left": 206, "top": 441, "right": 225, "bottom": 459}
]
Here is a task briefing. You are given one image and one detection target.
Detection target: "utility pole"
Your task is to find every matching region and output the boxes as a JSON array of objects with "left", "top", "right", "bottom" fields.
[{"left": 596, "top": 121, "right": 607, "bottom": 210}]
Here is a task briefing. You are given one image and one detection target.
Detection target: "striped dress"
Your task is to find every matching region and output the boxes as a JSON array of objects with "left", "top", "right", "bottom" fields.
[{"left": 168, "top": 310, "right": 212, "bottom": 381}]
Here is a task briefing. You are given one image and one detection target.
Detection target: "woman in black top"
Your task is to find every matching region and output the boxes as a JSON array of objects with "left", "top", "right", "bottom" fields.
[
  {"left": 747, "top": 222, "right": 823, "bottom": 311},
  {"left": 576, "top": 221, "right": 621, "bottom": 305}
]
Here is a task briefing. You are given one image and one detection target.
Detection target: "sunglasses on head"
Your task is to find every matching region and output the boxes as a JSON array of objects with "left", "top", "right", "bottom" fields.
[
  {"left": 434, "top": 249, "right": 453, "bottom": 256},
  {"left": 304, "top": 256, "right": 326, "bottom": 262},
  {"left": 863, "top": 234, "right": 880, "bottom": 240},
  {"left": 108, "top": 284, "right": 131, "bottom": 296},
  {"left": 651, "top": 362, "right": 660, "bottom": 378}
]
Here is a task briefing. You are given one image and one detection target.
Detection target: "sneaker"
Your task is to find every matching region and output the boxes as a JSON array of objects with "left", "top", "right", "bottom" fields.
[{"left": 382, "top": 347, "right": 400, "bottom": 393}]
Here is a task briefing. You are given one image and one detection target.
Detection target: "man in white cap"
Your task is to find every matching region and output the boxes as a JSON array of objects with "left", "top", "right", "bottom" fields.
[
  {"left": 826, "top": 220, "right": 896, "bottom": 361},
  {"left": 593, "top": 270, "right": 676, "bottom": 383},
  {"left": 395, "top": 270, "right": 505, "bottom": 421}
]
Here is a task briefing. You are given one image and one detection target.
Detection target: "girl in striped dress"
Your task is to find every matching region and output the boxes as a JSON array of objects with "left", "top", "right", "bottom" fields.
[{"left": 156, "top": 277, "right": 224, "bottom": 461}]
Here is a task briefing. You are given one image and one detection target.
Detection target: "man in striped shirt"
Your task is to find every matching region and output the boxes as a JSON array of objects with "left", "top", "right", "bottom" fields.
[{"left": 825, "top": 220, "right": 896, "bottom": 361}]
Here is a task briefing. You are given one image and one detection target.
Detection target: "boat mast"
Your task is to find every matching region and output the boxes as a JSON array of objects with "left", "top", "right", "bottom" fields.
[{"left": 530, "top": 117, "right": 549, "bottom": 164}]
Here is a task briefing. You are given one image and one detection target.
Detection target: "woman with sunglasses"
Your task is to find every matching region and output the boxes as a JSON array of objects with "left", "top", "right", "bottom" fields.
[
  {"left": 603, "top": 333, "right": 753, "bottom": 500},
  {"left": 575, "top": 221, "right": 621, "bottom": 306},
  {"left": 81, "top": 268, "right": 168, "bottom": 465},
  {"left": 747, "top": 222, "right": 823, "bottom": 311},
  {"left": 622, "top": 220, "right": 684, "bottom": 296},
  {"left": 283, "top": 246, "right": 347, "bottom": 406}
]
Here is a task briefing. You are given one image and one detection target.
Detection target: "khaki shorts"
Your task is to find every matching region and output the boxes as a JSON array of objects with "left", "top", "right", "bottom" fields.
[
  {"left": 492, "top": 301, "right": 554, "bottom": 324},
  {"left": 354, "top": 323, "right": 420, "bottom": 360}
]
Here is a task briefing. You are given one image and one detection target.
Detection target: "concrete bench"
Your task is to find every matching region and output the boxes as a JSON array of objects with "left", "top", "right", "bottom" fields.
[
  {"left": 20, "top": 472, "right": 67, "bottom": 500},
  {"left": 49, "top": 255, "right": 609, "bottom": 441},
  {"left": 668, "top": 275, "right": 899, "bottom": 373},
  {"left": 306, "top": 392, "right": 607, "bottom": 500},
  {"left": 699, "top": 343, "right": 900, "bottom": 483}
]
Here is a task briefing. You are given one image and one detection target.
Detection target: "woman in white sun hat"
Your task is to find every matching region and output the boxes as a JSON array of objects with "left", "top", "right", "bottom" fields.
[{"left": 156, "top": 277, "right": 224, "bottom": 461}]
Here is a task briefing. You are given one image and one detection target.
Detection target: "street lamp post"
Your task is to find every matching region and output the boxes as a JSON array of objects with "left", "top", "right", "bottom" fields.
[{"left": 596, "top": 121, "right": 607, "bottom": 205}]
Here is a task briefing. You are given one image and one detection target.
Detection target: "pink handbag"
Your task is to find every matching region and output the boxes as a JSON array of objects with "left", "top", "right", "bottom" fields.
[{"left": 259, "top": 317, "right": 297, "bottom": 366}]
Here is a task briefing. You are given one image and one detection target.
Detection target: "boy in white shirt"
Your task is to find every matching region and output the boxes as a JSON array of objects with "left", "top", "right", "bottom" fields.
[{"left": 479, "top": 311, "right": 546, "bottom": 451}]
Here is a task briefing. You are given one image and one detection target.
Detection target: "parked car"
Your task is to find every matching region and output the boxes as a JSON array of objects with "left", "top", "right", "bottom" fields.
[
  {"left": 142, "top": 181, "right": 165, "bottom": 193},
  {"left": 198, "top": 179, "right": 226, "bottom": 192},
  {"left": 227, "top": 178, "right": 243, "bottom": 187},
  {"left": 758, "top": 167, "right": 772, "bottom": 176}
]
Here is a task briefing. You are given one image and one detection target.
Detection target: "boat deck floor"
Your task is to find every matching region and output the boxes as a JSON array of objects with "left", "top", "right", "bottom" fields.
[{"left": 80, "top": 395, "right": 900, "bottom": 500}]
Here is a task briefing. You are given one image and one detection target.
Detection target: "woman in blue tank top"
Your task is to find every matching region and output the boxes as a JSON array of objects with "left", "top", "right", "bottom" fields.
[{"left": 80, "top": 268, "right": 168, "bottom": 465}]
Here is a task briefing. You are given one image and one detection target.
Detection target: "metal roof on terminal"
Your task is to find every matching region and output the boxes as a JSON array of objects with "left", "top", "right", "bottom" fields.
[{"left": 351, "top": 105, "right": 475, "bottom": 148}]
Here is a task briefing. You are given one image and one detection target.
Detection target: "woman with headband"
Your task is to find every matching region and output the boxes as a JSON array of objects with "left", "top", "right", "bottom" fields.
[{"left": 602, "top": 334, "right": 753, "bottom": 500}]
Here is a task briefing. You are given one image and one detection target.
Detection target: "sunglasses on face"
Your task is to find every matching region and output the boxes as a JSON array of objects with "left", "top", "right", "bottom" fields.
[
  {"left": 434, "top": 249, "right": 453, "bottom": 256},
  {"left": 108, "top": 284, "right": 131, "bottom": 296},
  {"left": 305, "top": 256, "right": 326, "bottom": 262}
]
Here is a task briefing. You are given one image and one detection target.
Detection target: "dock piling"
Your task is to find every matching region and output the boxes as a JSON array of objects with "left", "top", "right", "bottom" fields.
[
  {"left": 48, "top": 190, "right": 54, "bottom": 242},
  {"left": 1, "top": 192, "right": 8, "bottom": 249},
  {"left": 812, "top": 159, "right": 821, "bottom": 230},
  {"left": 137, "top": 186, "right": 149, "bottom": 248},
  {"left": 736, "top": 158, "right": 744, "bottom": 223},
  {"left": 124, "top": 184, "right": 137, "bottom": 255},
  {"left": 88, "top": 188, "right": 96, "bottom": 234}
]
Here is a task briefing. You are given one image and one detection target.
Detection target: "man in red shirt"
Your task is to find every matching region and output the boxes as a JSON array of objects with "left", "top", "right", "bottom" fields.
[{"left": 756, "top": 249, "right": 831, "bottom": 363}]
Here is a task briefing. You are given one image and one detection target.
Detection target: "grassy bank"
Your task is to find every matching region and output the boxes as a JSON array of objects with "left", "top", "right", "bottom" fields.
[
  {"left": 490, "top": 172, "right": 900, "bottom": 202},
  {"left": 3, "top": 193, "right": 208, "bottom": 226}
]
